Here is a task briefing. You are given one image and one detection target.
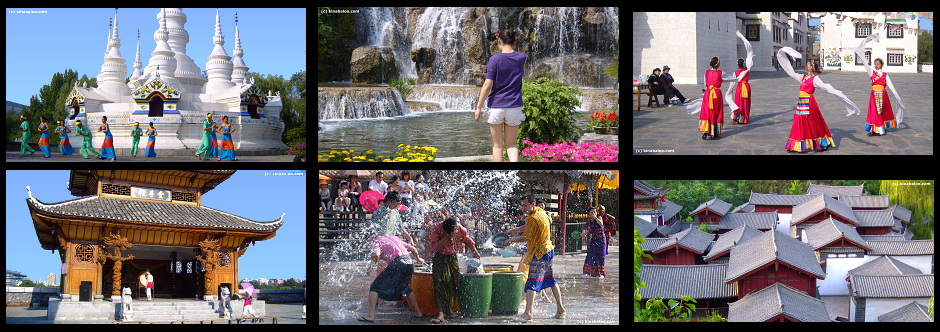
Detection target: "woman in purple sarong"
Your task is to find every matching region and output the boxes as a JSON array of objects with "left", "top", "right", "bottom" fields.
[{"left": 580, "top": 208, "right": 607, "bottom": 278}]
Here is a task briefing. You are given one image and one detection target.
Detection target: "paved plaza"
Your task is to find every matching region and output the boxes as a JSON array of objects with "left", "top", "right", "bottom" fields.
[{"left": 632, "top": 71, "right": 933, "bottom": 155}]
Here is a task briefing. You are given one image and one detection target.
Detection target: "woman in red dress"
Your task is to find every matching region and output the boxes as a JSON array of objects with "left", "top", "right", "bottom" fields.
[
  {"left": 698, "top": 57, "right": 725, "bottom": 139},
  {"left": 731, "top": 58, "right": 751, "bottom": 125},
  {"left": 777, "top": 47, "right": 860, "bottom": 153},
  {"left": 687, "top": 31, "right": 753, "bottom": 140},
  {"left": 854, "top": 33, "right": 907, "bottom": 136}
]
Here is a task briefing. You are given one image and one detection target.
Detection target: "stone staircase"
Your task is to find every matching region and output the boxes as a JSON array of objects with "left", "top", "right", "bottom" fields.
[{"left": 126, "top": 300, "right": 219, "bottom": 322}]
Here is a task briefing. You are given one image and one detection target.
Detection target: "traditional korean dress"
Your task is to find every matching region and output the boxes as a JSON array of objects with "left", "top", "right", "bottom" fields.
[
  {"left": 777, "top": 47, "right": 860, "bottom": 152},
  {"left": 732, "top": 67, "right": 751, "bottom": 124},
  {"left": 55, "top": 125, "right": 74, "bottom": 155},
  {"left": 99, "top": 124, "right": 116, "bottom": 159},
  {"left": 38, "top": 123, "right": 51, "bottom": 157},
  {"left": 854, "top": 33, "right": 907, "bottom": 135}
]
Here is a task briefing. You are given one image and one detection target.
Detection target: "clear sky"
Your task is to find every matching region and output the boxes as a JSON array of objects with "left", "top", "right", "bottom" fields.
[
  {"left": 5, "top": 8, "right": 306, "bottom": 105},
  {"left": 5, "top": 170, "right": 307, "bottom": 285}
]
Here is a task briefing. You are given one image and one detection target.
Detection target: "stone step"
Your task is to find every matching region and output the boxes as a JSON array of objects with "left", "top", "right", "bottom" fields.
[{"left": 127, "top": 301, "right": 220, "bottom": 322}]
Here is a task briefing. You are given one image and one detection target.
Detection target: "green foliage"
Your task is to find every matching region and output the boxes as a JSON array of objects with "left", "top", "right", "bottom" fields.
[
  {"left": 518, "top": 73, "right": 584, "bottom": 148},
  {"left": 388, "top": 75, "right": 413, "bottom": 100}
]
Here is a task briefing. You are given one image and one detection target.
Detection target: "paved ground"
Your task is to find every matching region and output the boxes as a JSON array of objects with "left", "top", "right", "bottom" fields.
[
  {"left": 5, "top": 302, "right": 306, "bottom": 324},
  {"left": 632, "top": 71, "right": 933, "bottom": 155}
]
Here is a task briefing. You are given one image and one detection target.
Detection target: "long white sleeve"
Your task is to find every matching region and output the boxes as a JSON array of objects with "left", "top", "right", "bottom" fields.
[
  {"left": 725, "top": 31, "right": 754, "bottom": 112},
  {"left": 812, "top": 76, "right": 861, "bottom": 116},
  {"left": 854, "top": 33, "right": 879, "bottom": 77},
  {"left": 776, "top": 47, "right": 804, "bottom": 83},
  {"left": 884, "top": 74, "right": 907, "bottom": 123}
]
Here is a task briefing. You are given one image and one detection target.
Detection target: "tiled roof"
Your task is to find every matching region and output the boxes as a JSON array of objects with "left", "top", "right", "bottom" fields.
[
  {"left": 804, "top": 217, "right": 870, "bottom": 251},
  {"left": 714, "top": 211, "right": 778, "bottom": 231},
  {"left": 889, "top": 204, "right": 913, "bottom": 223},
  {"left": 634, "top": 217, "right": 657, "bottom": 237},
  {"left": 634, "top": 180, "right": 666, "bottom": 198},
  {"left": 867, "top": 240, "right": 934, "bottom": 256},
  {"left": 848, "top": 256, "right": 923, "bottom": 276},
  {"left": 850, "top": 274, "right": 934, "bottom": 298},
  {"left": 639, "top": 238, "right": 669, "bottom": 251},
  {"left": 725, "top": 230, "right": 826, "bottom": 282},
  {"left": 690, "top": 197, "right": 732, "bottom": 216},
  {"left": 653, "top": 227, "right": 713, "bottom": 255},
  {"left": 837, "top": 195, "right": 889, "bottom": 208},
  {"left": 806, "top": 183, "right": 865, "bottom": 198},
  {"left": 728, "top": 283, "right": 831, "bottom": 322},
  {"left": 660, "top": 199, "right": 683, "bottom": 222},
  {"left": 26, "top": 195, "right": 283, "bottom": 231},
  {"left": 853, "top": 209, "right": 897, "bottom": 227},
  {"left": 878, "top": 301, "right": 932, "bottom": 322},
  {"left": 748, "top": 192, "right": 818, "bottom": 206},
  {"left": 704, "top": 225, "right": 764, "bottom": 262},
  {"left": 791, "top": 194, "right": 859, "bottom": 225},
  {"left": 636, "top": 264, "right": 738, "bottom": 300}
]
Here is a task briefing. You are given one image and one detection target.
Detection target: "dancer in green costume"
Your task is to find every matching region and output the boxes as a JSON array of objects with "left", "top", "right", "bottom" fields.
[
  {"left": 75, "top": 120, "right": 100, "bottom": 159},
  {"left": 194, "top": 113, "right": 215, "bottom": 160},
  {"left": 19, "top": 115, "right": 36, "bottom": 156},
  {"left": 129, "top": 122, "right": 143, "bottom": 157}
]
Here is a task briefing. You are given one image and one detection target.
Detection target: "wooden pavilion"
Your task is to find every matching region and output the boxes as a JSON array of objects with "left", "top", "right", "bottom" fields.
[{"left": 25, "top": 170, "right": 284, "bottom": 301}]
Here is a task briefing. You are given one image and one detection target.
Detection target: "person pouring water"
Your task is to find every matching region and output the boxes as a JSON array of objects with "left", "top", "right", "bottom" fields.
[{"left": 497, "top": 195, "right": 566, "bottom": 322}]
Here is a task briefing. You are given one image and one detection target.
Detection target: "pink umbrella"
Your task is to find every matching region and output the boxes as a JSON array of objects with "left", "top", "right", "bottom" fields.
[
  {"left": 359, "top": 190, "right": 385, "bottom": 213},
  {"left": 241, "top": 282, "right": 255, "bottom": 298}
]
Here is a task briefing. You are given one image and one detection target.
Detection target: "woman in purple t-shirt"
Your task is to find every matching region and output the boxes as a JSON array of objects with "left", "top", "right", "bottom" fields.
[{"left": 475, "top": 28, "right": 526, "bottom": 162}]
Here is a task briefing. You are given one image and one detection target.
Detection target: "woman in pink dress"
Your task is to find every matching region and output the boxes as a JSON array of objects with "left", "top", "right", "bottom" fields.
[
  {"left": 777, "top": 47, "right": 860, "bottom": 153},
  {"left": 854, "top": 33, "right": 907, "bottom": 136}
]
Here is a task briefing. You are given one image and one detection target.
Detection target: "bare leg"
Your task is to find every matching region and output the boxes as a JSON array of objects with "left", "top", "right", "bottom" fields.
[
  {"left": 364, "top": 291, "right": 379, "bottom": 321},
  {"left": 504, "top": 125, "right": 520, "bottom": 162},
  {"left": 405, "top": 292, "right": 423, "bottom": 317},
  {"left": 489, "top": 123, "right": 504, "bottom": 162},
  {"left": 551, "top": 284, "right": 565, "bottom": 315},
  {"left": 520, "top": 289, "right": 536, "bottom": 320}
]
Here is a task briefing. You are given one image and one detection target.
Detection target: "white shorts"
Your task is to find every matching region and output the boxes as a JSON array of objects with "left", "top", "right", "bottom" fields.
[{"left": 485, "top": 107, "right": 526, "bottom": 126}]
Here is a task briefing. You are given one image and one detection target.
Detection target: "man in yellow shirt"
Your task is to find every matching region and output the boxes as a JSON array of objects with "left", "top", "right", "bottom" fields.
[{"left": 500, "top": 195, "right": 566, "bottom": 322}]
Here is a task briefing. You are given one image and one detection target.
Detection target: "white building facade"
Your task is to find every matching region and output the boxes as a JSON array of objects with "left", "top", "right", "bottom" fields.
[
  {"left": 64, "top": 8, "right": 286, "bottom": 152},
  {"left": 633, "top": 12, "right": 810, "bottom": 85},
  {"left": 816, "top": 12, "right": 919, "bottom": 73}
]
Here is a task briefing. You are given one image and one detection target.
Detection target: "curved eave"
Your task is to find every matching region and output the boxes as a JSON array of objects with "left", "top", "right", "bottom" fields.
[{"left": 26, "top": 196, "right": 282, "bottom": 238}]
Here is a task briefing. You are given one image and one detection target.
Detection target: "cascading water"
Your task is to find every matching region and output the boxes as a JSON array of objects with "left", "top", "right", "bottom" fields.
[
  {"left": 319, "top": 171, "right": 523, "bottom": 320},
  {"left": 320, "top": 7, "right": 618, "bottom": 120}
]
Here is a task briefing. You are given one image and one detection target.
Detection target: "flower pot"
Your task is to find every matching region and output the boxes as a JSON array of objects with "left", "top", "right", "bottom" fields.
[{"left": 593, "top": 126, "right": 607, "bottom": 134}]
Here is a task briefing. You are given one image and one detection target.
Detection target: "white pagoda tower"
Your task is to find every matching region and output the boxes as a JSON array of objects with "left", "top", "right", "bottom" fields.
[{"left": 64, "top": 8, "right": 286, "bottom": 153}]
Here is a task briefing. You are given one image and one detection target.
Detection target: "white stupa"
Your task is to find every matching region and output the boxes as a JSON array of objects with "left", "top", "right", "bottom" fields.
[{"left": 64, "top": 8, "right": 286, "bottom": 152}]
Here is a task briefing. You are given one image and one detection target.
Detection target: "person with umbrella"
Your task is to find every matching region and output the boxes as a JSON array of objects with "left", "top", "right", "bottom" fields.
[
  {"left": 240, "top": 282, "right": 260, "bottom": 321},
  {"left": 139, "top": 270, "right": 154, "bottom": 301}
]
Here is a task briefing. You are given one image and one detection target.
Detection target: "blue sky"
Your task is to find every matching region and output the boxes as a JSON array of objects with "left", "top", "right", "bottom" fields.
[
  {"left": 5, "top": 170, "right": 306, "bottom": 284},
  {"left": 6, "top": 8, "right": 306, "bottom": 105}
]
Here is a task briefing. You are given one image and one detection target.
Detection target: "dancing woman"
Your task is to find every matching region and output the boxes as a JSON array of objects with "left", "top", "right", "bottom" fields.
[
  {"left": 687, "top": 31, "right": 753, "bottom": 140},
  {"left": 777, "top": 48, "right": 860, "bottom": 153},
  {"left": 854, "top": 33, "right": 906, "bottom": 136},
  {"left": 730, "top": 58, "right": 752, "bottom": 124}
]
